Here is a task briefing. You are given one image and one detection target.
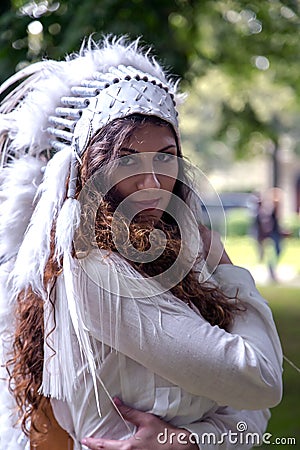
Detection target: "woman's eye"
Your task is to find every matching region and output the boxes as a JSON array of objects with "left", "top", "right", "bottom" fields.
[
  {"left": 118, "top": 155, "right": 135, "bottom": 166},
  {"left": 154, "top": 153, "right": 175, "bottom": 163}
]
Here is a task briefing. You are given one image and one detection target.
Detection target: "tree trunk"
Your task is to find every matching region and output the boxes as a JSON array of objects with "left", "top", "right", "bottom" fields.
[{"left": 272, "top": 141, "right": 280, "bottom": 187}]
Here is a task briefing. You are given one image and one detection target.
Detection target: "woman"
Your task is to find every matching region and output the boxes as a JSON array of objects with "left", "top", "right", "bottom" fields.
[{"left": 0, "top": 37, "right": 282, "bottom": 450}]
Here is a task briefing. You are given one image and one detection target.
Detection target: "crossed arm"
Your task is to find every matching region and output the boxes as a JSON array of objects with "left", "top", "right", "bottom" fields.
[
  {"left": 77, "top": 229, "right": 282, "bottom": 449},
  {"left": 82, "top": 399, "right": 271, "bottom": 450}
]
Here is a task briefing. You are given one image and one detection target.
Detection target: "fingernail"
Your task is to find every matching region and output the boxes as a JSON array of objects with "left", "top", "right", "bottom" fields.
[
  {"left": 113, "top": 396, "right": 123, "bottom": 406},
  {"left": 81, "top": 438, "right": 87, "bottom": 444}
]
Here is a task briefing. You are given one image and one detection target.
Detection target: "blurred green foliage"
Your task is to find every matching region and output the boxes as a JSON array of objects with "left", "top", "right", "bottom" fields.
[
  {"left": 226, "top": 208, "right": 252, "bottom": 236},
  {"left": 0, "top": 0, "right": 200, "bottom": 82},
  {"left": 283, "top": 213, "right": 300, "bottom": 237}
]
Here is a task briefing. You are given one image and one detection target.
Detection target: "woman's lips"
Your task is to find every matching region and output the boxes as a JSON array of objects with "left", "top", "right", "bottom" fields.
[{"left": 131, "top": 198, "right": 161, "bottom": 210}]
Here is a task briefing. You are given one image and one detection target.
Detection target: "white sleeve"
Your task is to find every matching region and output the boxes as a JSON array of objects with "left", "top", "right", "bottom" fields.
[
  {"left": 79, "top": 253, "right": 283, "bottom": 410},
  {"left": 179, "top": 407, "right": 270, "bottom": 450}
]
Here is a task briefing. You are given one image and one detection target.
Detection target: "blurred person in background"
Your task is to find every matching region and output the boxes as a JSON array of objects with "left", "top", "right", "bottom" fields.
[{"left": 253, "top": 188, "right": 287, "bottom": 281}]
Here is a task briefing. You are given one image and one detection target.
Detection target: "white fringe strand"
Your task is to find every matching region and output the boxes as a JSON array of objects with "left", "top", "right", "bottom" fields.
[{"left": 55, "top": 198, "right": 81, "bottom": 260}]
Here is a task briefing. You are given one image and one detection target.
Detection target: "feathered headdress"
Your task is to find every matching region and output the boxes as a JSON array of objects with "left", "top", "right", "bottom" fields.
[
  {"left": 0, "top": 36, "right": 183, "bottom": 417},
  {"left": 0, "top": 36, "right": 181, "bottom": 297}
]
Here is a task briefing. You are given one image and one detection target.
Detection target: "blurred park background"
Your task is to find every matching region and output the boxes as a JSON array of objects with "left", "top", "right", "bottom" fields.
[{"left": 0, "top": 0, "right": 299, "bottom": 447}]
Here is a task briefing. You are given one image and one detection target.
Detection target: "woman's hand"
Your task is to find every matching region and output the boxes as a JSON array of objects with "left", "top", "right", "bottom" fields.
[
  {"left": 199, "top": 224, "right": 232, "bottom": 269},
  {"left": 81, "top": 398, "right": 198, "bottom": 450}
]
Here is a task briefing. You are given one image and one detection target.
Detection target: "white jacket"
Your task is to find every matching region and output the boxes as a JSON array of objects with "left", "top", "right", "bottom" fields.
[{"left": 41, "top": 250, "right": 283, "bottom": 450}]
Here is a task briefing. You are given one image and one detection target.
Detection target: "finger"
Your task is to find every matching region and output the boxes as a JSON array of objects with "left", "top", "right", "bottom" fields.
[
  {"left": 82, "top": 437, "right": 104, "bottom": 449},
  {"left": 116, "top": 402, "right": 150, "bottom": 427},
  {"left": 82, "top": 436, "right": 126, "bottom": 450}
]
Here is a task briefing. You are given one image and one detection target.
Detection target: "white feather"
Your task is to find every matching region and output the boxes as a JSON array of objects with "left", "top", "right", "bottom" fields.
[
  {"left": 0, "top": 156, "right": 44, "bottom": 263},
  {"left": 0, "top": 158, "right": 43, "bottom": 446},
  {"left": 0, "top": 114, "right": 17, "bottom": 135},
  {"left": 11, "top": 148, "right": 71, "bottom": 297}
]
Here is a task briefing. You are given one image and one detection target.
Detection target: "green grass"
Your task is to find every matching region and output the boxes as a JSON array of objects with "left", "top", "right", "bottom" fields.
[
  {"left": 224, "top": 237, "right": 300, "bottom": 448},
  {"left": 258, "top": 286, "right": 300, "bottom": 448},
  {"left": 225, "top": 236, "right": 300, "bottom": 275}
]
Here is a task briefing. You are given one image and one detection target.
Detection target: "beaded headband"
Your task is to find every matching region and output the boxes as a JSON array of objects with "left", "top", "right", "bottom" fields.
[{"left": 48, "top": 66, "right": 178, "bottom": 156}]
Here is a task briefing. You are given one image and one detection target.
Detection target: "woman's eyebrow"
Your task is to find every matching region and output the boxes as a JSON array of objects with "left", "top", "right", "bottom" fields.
[{"left": 120, "top": 144, "right": 177, "bottom": 154}]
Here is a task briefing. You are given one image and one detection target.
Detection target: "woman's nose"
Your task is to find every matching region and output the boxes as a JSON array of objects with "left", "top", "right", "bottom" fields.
[{"left": 137, "top": 171, "right": 161, "bottom": 190}]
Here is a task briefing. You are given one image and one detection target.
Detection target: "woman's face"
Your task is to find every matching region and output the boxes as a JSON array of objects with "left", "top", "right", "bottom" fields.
[{"left": 112, "top": 122, "right": 179, "bottom": 222}]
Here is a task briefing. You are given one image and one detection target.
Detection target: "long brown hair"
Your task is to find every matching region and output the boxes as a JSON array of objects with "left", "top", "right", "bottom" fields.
[{"left": 8, "top": 114, "right": 242, "bottom": 441}]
